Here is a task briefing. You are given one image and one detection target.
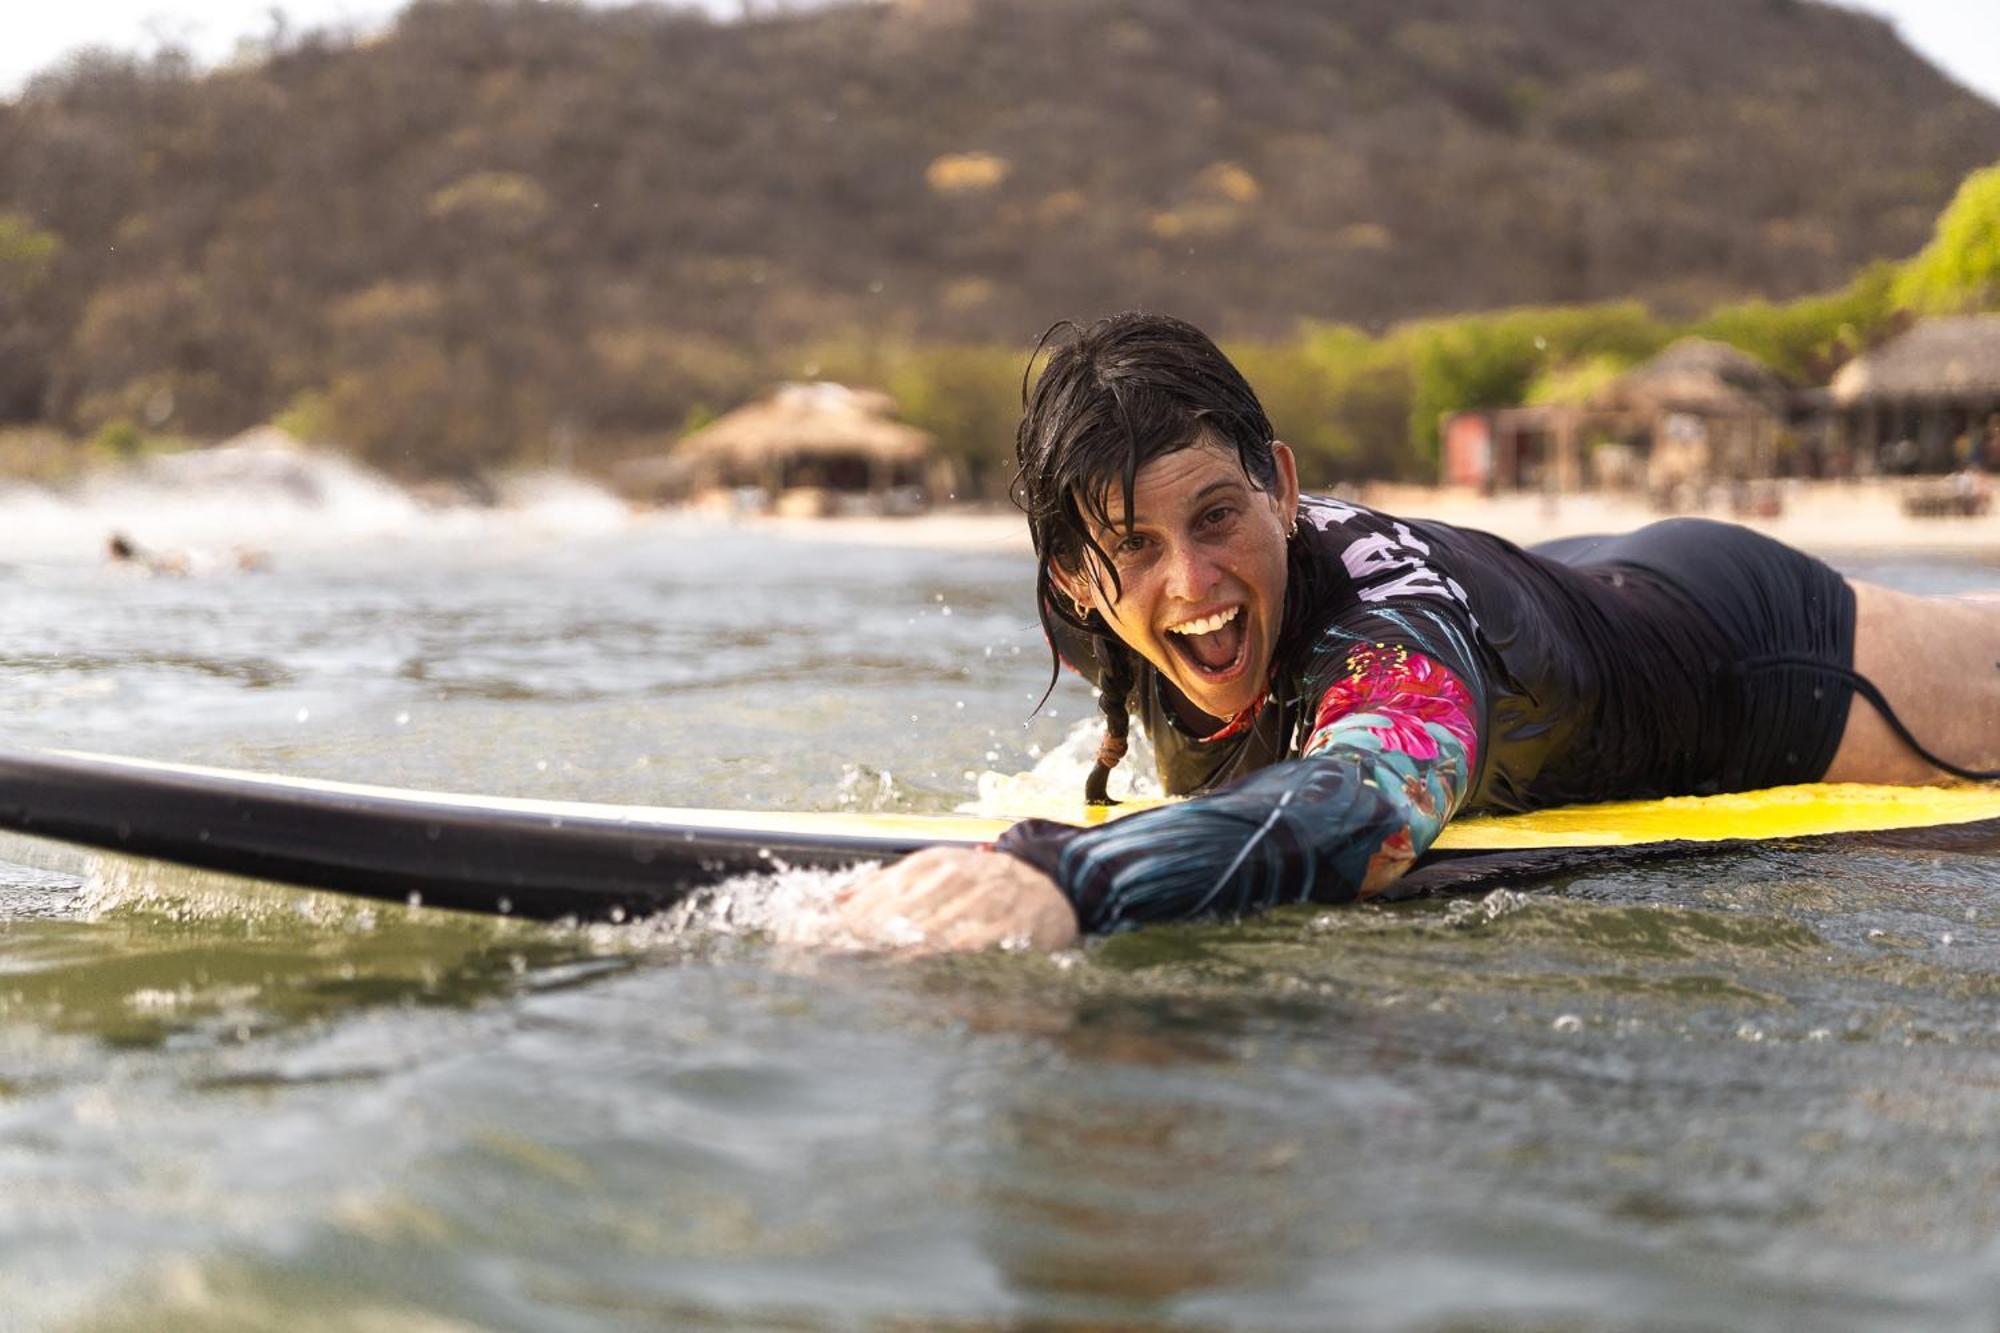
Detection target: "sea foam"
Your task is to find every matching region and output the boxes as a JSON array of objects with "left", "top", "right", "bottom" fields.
[{"left": 0, "top": 428, "right": 635, "bottom": 563}]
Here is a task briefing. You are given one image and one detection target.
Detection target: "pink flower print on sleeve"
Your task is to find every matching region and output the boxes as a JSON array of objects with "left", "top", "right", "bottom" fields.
[{"left": 1307, "top": 643, "right": 1479, "bottom": 769}]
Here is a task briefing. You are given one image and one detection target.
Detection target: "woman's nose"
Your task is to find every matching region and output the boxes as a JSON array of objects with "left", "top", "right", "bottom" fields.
[{"left": 1162, "top": 540, "right": 1217, "bottom": 601}]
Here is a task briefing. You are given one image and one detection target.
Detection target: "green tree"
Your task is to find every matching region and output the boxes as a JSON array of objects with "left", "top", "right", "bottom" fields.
[
  {"left": 1224, "top": 335, "right": 1355, "bottom": 484},
  {"left": 0, "top": 214, "right": 65, "bottom": 421},
  {"left": 1894, "top": 162, "right": 2000, "bottom": 315},
  {"left": 1389, "top": 302, "right": 1668, "bottom": 463},
  {"left": 0, "top": 213, "right": 62, "bottom": 297},
  {"left": 1698, "top": 260, "right": 1901, "bottom": 381},
  {"left": 882, "top": 344, "right": 1024, "bottom": 498},
  {"left": 1523, "top": 353, "right": 1632, "bottom": 406}
]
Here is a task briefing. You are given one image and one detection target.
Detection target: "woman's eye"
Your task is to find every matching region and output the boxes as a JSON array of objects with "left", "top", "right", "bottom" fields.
[
  {"left": 1201, "top": 505, "right": 1235, "bottom": 527},
  {"left": 1114, "top": 534, "right": 1149, "bottom": 556}
]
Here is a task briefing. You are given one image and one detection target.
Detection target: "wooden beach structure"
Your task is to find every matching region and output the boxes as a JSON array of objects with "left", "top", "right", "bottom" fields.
[
  {"left": 1441, "top": 338, "right": 1791, "bottom": 502},
  {"left": 1824, "top": 316, "right": 2000, "bottom": 474},
  {"left": 619, "top": 382, "right": 952, "bottom": 515}
]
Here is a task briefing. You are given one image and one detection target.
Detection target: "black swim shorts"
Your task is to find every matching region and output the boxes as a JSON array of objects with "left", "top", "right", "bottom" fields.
[{"left": 1534, "top": 518, "right": 1857, "bottom": 793}]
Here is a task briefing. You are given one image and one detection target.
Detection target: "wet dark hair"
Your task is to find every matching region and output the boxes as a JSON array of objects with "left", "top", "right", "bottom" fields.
[{"left": 1010, "top": 312, "right": 1299, "bottom": 803}]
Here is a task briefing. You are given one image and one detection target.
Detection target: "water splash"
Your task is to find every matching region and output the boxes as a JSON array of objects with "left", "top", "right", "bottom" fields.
[
  {"left": 607, "top": 862, "right": 880, "bottom": 955},
  {"left": 957, "top": 718, "right": 1162, "bottom": 818},
  {"left": 833, "top": 764, "right": 908, "bottom": 812}
]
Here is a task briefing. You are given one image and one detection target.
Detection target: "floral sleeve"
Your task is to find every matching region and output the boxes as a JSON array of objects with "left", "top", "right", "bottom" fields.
[
  {"left": 994, "top": 642, "right": 1481, "bottom": 932},
  {"left": 1298, "top": 642, "right": 1479, "bottom": 896}
]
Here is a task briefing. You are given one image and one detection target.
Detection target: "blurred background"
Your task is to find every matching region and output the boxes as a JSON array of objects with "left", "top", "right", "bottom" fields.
[{"left": 0, "top": 0, "right": 1995, "bottom": 523}]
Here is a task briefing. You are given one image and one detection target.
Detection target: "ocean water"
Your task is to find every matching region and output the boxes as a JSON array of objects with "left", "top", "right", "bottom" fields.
[{"left": 4, "top": 470, "right": 2000, "bottom": 1330}]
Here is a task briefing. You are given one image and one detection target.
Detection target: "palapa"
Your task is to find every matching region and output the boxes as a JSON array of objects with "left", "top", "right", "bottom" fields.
[
  {"left": 673, "top": 382, "right": 934, "bottom": 473},
  {"left": 1831, "top": 316, "right": 2000, "bottom": 403},
  {"left": 1590, "top": 338, "right": 1790, "bottom": 416}
]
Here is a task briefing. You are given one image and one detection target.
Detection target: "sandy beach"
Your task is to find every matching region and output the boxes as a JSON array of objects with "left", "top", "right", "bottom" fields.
[{"left": 748, "top": 479, "right": 2000, "bottom": 558}]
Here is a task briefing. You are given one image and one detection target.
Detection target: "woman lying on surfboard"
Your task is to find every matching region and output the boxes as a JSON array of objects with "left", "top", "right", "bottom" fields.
[{"left": 834, "top": 312, "right": 2000, "bottom": 952}]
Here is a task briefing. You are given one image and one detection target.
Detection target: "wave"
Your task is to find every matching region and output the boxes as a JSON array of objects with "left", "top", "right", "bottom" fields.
[{"left": 0, "top": 428, "right": 634, "bottom": 563}]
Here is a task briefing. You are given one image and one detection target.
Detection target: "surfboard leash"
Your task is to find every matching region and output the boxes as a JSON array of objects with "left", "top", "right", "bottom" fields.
[{"left": 1732, "top": 655, "right": 2000, "bottom": 782}]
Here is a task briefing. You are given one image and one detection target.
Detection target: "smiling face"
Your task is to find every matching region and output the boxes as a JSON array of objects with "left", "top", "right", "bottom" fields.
[{"left": 1057, "top": 439, "right": 1299, "bottom": 726}]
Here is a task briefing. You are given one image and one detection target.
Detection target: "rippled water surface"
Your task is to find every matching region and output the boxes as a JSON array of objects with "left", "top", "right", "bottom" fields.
[{"left": 6, "top": 516, "right": 2000, "bottom": 1331}]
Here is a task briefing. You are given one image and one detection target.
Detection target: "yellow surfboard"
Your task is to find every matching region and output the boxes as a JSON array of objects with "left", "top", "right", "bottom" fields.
[
  {"left": 854, "top": 782, "right": 2000, "bottom": 852},
  {"left": 1435, "top": 782, "right": 2000, "bottom": 851}
]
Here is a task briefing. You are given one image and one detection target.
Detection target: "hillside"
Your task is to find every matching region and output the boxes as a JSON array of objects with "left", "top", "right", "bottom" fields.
[{"left": 0, "top": 0, "right": 1995, "bottom": 472}]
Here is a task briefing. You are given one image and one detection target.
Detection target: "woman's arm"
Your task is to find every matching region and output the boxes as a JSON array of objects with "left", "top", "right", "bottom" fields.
[{"left": 995, "top": 644, "right": 1479, "bottom": 932}]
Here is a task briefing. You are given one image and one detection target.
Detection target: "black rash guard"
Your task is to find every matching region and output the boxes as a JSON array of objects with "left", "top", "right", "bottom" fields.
[{"left": 998, "top": 499, "right": 1855, "bottom": 930}]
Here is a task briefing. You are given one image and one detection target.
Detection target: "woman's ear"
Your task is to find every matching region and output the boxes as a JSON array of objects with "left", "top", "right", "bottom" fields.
[
  {"left": 1270, "top": 441, "right": 1301, "bottom": 531},
  {"left": 1052, "top": 562, "right": 1094, "bottom": 618}
]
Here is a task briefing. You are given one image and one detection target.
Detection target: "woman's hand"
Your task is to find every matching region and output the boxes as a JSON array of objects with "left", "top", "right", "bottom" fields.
[{"left": 830, "top": 847, "right": 1079, "bottom": 954}]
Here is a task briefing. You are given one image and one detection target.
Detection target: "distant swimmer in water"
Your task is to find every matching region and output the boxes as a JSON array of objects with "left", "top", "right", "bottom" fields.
[
  {"left": 105, "top": 531, "right": 267, "bottom": 576},
  {"left": 833, "top": 312, "right": 2000, "bottom": 952},
  {"left": 106, "top": 531, "right": 188, "bottom": 577}
]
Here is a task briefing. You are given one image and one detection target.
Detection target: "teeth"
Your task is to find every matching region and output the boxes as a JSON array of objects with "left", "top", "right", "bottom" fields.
[{"left": 1168, "top": 608, "right": 1239, "bottom": 636}]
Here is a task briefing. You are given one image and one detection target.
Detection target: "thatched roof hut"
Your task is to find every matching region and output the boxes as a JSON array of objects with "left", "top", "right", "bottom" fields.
[
  {"left": 1590, "top": 338, "right": 1790, "bottom": 416},
  {"left": 1817, "top": 316, "right": 2000, "bottom": 475},
  {"left": 1830, "top": 316, "right": 2000, "bottom": 404},
  {"left": 673, "top": 382, "right": 935, "bottom": 478},
  {"left": 1442, "top": 338, "right": 1794, "bottom": 496},
  {"left": 628, "top": 381, "right": 945, "bottom": 513}
]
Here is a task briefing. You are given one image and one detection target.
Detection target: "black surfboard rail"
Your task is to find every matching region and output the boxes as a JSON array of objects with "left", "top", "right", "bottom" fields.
[{"left": 0, "top": 748, "right": 931, "bottom": 921}]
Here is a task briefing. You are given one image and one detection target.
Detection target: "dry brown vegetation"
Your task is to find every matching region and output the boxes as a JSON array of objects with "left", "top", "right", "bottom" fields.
[{"left": 0, "top": 0, "right": 1994, "bottom": 485}]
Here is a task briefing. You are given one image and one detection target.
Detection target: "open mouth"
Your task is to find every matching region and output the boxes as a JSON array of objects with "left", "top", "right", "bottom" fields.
[{"left": 1165, "top": 606, "right": 1248, "bottom": 680}]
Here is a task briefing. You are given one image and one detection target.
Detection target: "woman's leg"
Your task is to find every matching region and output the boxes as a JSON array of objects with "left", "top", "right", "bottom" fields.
[{"left": 1823, "top": 581, "right": 2000, "bottom": 783}]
